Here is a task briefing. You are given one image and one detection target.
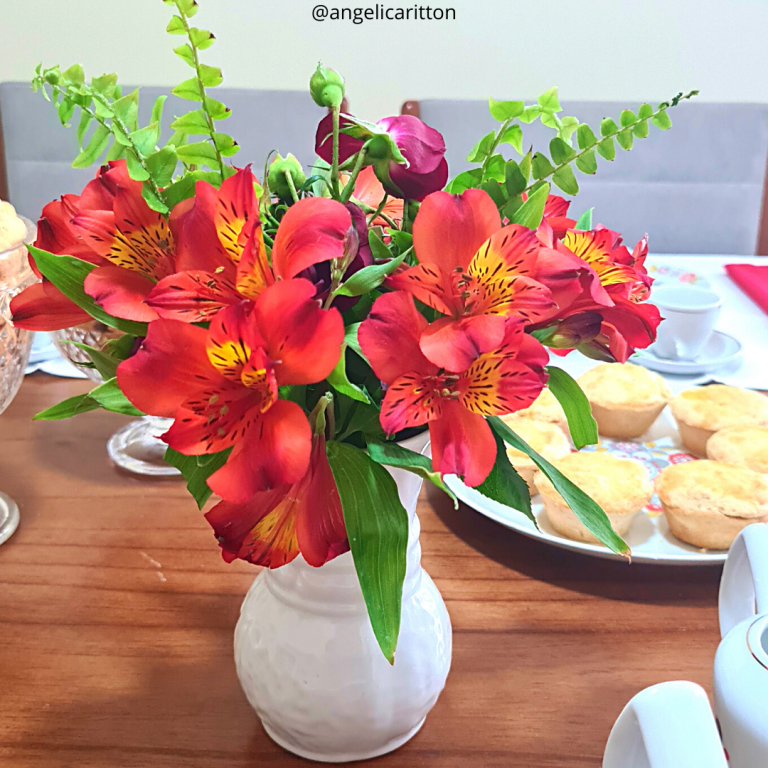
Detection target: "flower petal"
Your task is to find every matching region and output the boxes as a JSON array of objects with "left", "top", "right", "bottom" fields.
[
  {"left": 385, "top": 156, "right": 449, "bottom": 202},
  {"left": 146, "top": 270, "right": 242, "bottom": 322},
  {"left": 10, "top": 281, "right": 92, "bottom": 331},
  {"left": 271, "top": 198, "right": 354, "bottom": 280},
  {"left": 207, "top": 399, "right": 312, "bottom": 502},
  {"left": 352, "top": 166, "right": 404, "bottom": 226},
  {"left": 377, "top": 115, "right": 446, "bottom": 175},
  {"left": 413, "top": 188, "right": 500, "bottom": 270},
  {"left": 252, "top": 278, "right": 344, "bottom": 386},
  {"left": 235, "top": 220, "right": 274, "bottom": 299},
  {"left": 83, "top": 265, "right": 158, "bottom": 322},
  {"left": 358, "top": 291, "right": 437, "bottom": 385},
  {"left": 315, "top": 112, "right": 365, "bottom": 165},
  {"left": 429, "top": 401, "right": 496, "bottom": 486},
  {"left": 385, "top": 263, "right": 457, "bottom": 316},
  {"left": 419, "top": 314, "right": 506, "bottom": 372},
  {"left": 206, "top": 301, "right": 268, "bottom": 383},
  {"left": 381, "top": 373, "right": 442, "bottom": 434},
  {"left": 117, "top": 319, "right": 217, "bottom": 417}
]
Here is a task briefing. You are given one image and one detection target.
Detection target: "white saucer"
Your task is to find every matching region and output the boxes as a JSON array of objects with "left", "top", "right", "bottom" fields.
[{"left": 634, "top": 331, "right": 742, "bottom": 376}]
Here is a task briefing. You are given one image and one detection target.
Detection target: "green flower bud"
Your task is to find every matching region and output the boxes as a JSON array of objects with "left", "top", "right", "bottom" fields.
[
  {"left": 309, "top": 64, "right": 345, "bottom": 109},
  {"left": 268, "top": 153, "right": 307, "bottom": 200}
]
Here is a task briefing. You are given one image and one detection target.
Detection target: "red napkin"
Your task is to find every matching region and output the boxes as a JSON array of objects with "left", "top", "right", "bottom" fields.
[{"left": 726, "top": 264, "right": 768, "bottom": 315}]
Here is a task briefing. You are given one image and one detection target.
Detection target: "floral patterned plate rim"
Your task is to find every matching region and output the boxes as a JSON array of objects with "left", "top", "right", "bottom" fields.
[
  {"left": 647, "top": 263, "right": 712, "bottom": 289},
  {"left": 445, "top": 411, "right": 727, "bottom": 565}
]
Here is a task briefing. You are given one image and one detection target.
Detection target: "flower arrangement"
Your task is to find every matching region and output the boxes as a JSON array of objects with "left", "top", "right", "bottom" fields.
[{"left": 11, "top": 0, "right": 695, "bottom": 663}]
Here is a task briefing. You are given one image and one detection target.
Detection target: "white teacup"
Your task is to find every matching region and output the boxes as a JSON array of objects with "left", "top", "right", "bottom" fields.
[{"left": 651, "top": 285, "right": 722, "bottom": 361}]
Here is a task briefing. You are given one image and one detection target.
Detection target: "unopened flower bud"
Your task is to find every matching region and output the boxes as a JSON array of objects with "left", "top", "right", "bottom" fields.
[
  {"left": 309, "top": 64, "right": 345, "bottom": 109},
  {"left": 268, "top": 153, "right": 307, "bottom": 200}
]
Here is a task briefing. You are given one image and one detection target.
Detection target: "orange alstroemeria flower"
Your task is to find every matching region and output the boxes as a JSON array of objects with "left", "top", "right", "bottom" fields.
[
  {"left": 351, "top": 166, "right": 404, "bottom": 227},
  {"left": 386, "top": 189, "right": 570, "bottom": 373}
]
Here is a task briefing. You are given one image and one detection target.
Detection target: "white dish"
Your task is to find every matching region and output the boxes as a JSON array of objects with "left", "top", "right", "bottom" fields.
[
  {"left": 634, "top": 331, "right": 742, "bottom": 376},
  {"left": 445, "top": 409, "right": 728, "bottom": 565}
]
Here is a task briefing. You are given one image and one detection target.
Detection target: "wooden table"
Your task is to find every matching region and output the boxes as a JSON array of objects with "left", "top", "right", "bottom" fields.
[{"left": 0, "top": 376, "right": 722, "bottom": 768}]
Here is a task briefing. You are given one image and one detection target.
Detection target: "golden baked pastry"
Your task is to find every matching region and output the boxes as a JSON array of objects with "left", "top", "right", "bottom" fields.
[
  {"left": 655, "top": 460, "right": 768, "bottom": 550},
  {"left": 577, "top": 363, "right": 671, "bottom": 438},
  {"left": 501, "top": 417, "right": 571, "bottom": 495},
  {"left": 706, "top": 426, "right": 768, "bottom": 475},
  {"left": 670, "top": 385, "right": 768, "bottom": 456},
  {"left": 534, "top": 452, "right": 653, "bottom": 544},
  {"left": 507, "top": 387, "right": 568, "bottom": 434}
]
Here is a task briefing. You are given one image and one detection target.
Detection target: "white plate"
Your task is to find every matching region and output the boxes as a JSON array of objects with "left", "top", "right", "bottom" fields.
[
  {"left": 634, "top": 331, "right": 742, "bottom": 376},
  {"left": 444, "top": 410, "right": 728, "bottom": 566}
]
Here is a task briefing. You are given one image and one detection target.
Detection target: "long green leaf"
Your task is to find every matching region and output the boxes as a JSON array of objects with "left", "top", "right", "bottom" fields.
[
  {"left": 34, "top": 393, "right": 100, "bottom": 421},
  {"left": 488, "top": 417, "right": 629, "bottom": 555},
  {"left": 511, "top": 182, "right": 550, "bottom": 229},
  {"left": 88, "top": 378, "right": 143, "bottom": 416},
  {"left": 474, "top": 430, "right": 533, "bottom": 522},
  {"left": 327, "top": 348, "right": 369, "bottom": 403},
  {"left": 326, "top": 441, "right": 408, "bottom": 664},
  {"left": 28, "top": 246, "right": 149, "bottom": 337},
  {"left": 72, "top": 124, "right": 110, "bottom": 168},
  {"left": 545, "top": 367, "right": 598, "bottom": 449},
  {"left": 164, "top": 447, "right": 231, "bottom": 509},
  {"left": 335, "top": 251, "right": 407, "bottom": 297}
]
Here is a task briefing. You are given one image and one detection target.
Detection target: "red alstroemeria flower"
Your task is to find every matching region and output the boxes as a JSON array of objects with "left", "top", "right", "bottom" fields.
[
  {"left": 351, "top": 166, "right": 404, "bottom": 227},
  {"left": 386, "top": 188, "right": 569, "bottom": 372},
  {"left": 315, "top": 113, "right": 449, "bottom": 201},
  {"left": 534, "top": 194, "right": 578, "bottom": 247},
  {"left": 205, "top": 433, "right": 348, "bottom": 568},
  {"left": 359, "top": 291, "right": 548, "bottom": 487},
  {"left": 117, "top": 278, "right": 344, "bottom": 502},
  {"left": 147, "top": 175, "right": 357, "bottom": 321}
]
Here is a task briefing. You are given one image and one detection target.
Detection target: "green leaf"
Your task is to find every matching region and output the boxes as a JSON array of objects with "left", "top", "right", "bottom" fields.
[
  {"left": 105, "top": 141, "right": 127, "bottom": 162},
  {"left": 632, "top": 119, "right": 650, "bottom": 139},
  {"left": 505, "top": 160, "right": 527, "bottom": 196},
  {"left": 175, "top": 0, "right": 199, "bottom": 17},
  {"left": 444, "top": 169, "right": 483, "bottom": 194},
  {"left": 163, "top": 170, "right": 221, "bottom": 209},
  {"left": 336, "top": 251, "right": 407, "bottom": 297},
  {"left": 511, "top": 182, "right": 550, "bottom": 229},
  {"left": 72, "top": 124, "right": 111, "bottom": 168},
  {"left": 28, "top": 246, "right": 149, "bottom": 337},
  {"left": 574, "top": 208, "right": 593, "bottom": 230},
  {"left": 174, "top": 43, "right": 196, "bottom": 67},
  {"left": 652, "top": 109, "right": 672, "bottom": 130},
  {"left": 620, "top": 109, "right": 637, "bottom": 127},
  {"left": 519, "top": 150, "right": 532, "bottom": 182},
  {"left": 499, "top": 124, "right": 523, "bottom": 154},
  {"left": 326, "top": 441, "right": 408, "bottom": 664},
  {"left": 489, "top": 98, "right": 524, "bottom": 121},
  {"left": 57, "top": 97, "right": 75, "bottom": 126},
  {"left": 204, "top": 96, "right": 230, "bottom": 120},
  {"left": 575, "top": 149, "right": 598, "bottom": 175},
  {"left": 327, "top": 348, "right": 370, "bottom": 403},
  {"left": 616, "top": 128, "right": 634, "bottom": 151},
  {"left": 88, "top": 378, "right": 143, "bottom": 416},
  {"left": 576, "top": 124, "right": 597, "bottom": 150},
  {"left": 112, "top": 90, "right": 139, "bottom": 130},
  {"left": 549, "top": 137, "right": 576, "bottom": 165},
  {"left": 553, "top": 166, "right": 579, "bottom": 195},
  {"left": 141, "top": 184, "right": 170, "bottom": 215},
  {"left": 91, "top": 73, "right": 118, "bottom": 98},
  {"left": 170, "top": 109, "right": 210, "bottom": 134},
  {"left": 638, "top": 103, "right": 653, "bottom": 120},
  {"left": 558, "top": 116, "right": 579, "bottom": 143},
  {"left": 130, "top": 122, "right": 160, "bottom": 157},
  {"left": 344, "top": 322, "right": 365, "bottom": 360},
  {"left": 198, "top": 64, "right": 223, "bottom": 88},
  {"left": 76, "top": 110, "right": 92, "bottom": 147},
  {"left": 165, "top": 447, "right": 231, "bottom": 509},
  {"left": 467, "top": 131, "right": 496, "bottom": 163},
  {"left": 488, "top": 417, "right": 629, "bottom": 555},
  {"left": 166, "top": 15, "right": 186, "bottom": 34},
  {"left": 601, "top": 117, "right": 619, "bottom": 137},
  {"left": 367, "top": 229, "right": 390, "bottom": 261},
  {"left": 367, "top": 440, "right": 458, "bottom": 508},
  {"left": 531, "top": 152, "right": 554, "bottom": 180},
  {"left": 145, "top": 146, "right": 178, "bottom": 187},
  {"left": 537, "top": 86, "right": 561, "bottom": 113},
  {"left": 484, "top": 154, "right": 506, "bottom": 183},
  {"left": 474, "top": 430, "right": 533, "bottom": 522},
  {"left": 213, "top": 132, "right": 239, "bottom": 157},
  {"left": 151, "top": 94, "right": 167, "bottom": 126},
  {"left": 66, "top": 341, "right": 121, "bottom": 380},
  {"left": 190, "top": 27, "right": 215, "bottom": 50},
  {"left": 541, "top": 111, "right": 561, "bottom": 130},
  {"left": 34, "top": 393, "right": 100, "bottom": 421},
  {"left": 125, "top": 150, "right": 150, "bottom": 181},
  {"left": 596, "top": 137, "right": 616, "bottom": 161},
  {"left": 545, "top": 367, "right": 598, "bottom": 449},
  {"left": 479, "top": 180, "right": 506, "bottom": 207},
  {"left": 176, "top": 140, "right": 219, "bottom": 168},
  {"left": 173, "top": 77, "right": 203, "bottom": 101},
  {"left": 61, "top": 64, "right": 85, "bottom": 86}
]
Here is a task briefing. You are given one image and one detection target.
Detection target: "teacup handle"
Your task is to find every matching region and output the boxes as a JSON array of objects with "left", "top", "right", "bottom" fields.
[
  {"left": 603, "top": 682, "right": 727, "bottom": 768},
  {"left": 719, "top": 522, "right": 768, "bottom": 638}
]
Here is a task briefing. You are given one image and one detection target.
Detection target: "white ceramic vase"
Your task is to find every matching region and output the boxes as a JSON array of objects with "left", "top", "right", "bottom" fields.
[{"left": 234, "top": 433, "right": 452, "bottom": 763}]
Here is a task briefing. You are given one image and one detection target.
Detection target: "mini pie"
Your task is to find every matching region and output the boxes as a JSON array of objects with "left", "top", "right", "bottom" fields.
[
  {"left": 509, "top": 387, "right": 568, "bottom": 434},
  {"left": 655, "top": 460, "right": 768, "bottom": 550},
  {"left": 669, "top": 385, "right": 768, "bottom": 456},
  {"left": 706, "top": 426, "right": 768, "bottom": 475},
  {"left": 534, "top": 452, "right": 653, "bottom": 545},
  {"left": 577, "top": 363, "right": 671, "bottom": 439},
  {"left": 500, "top": 417, "right": 571, "bottom": 495}
]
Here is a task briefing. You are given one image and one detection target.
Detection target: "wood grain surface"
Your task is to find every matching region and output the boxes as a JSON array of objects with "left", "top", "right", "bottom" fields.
[{"left": 0, "top": 376, "right": 722, "bottom": 767}]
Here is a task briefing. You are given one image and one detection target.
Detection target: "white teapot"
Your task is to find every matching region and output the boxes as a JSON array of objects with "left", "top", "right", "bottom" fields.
[{"left": 603, "top": 523, "right": 768, "bottom": 767}]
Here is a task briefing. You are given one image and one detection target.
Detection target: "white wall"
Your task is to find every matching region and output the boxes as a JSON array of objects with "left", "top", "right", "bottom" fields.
[{"left": 2, "top": 0, "right": 767, "bottom": 122}]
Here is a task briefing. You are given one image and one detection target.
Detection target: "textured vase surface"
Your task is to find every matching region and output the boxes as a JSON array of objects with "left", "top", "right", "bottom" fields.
[{"left": 234, "top": 433, "right": 452, "bottom": 763}]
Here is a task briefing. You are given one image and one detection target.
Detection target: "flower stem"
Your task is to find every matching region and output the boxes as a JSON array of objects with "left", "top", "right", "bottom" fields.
[
  {"left": 339, "top": 149, "right": 367, "bottom": 204},
  {"left": 366, "top": 193, "right": 389, "bottom": 225},
  {"left": 330, "top": 106, "right": 341, "bottom": 199},
  {"left": 282, "top": 169, "right": 300, "bottom": 204}
]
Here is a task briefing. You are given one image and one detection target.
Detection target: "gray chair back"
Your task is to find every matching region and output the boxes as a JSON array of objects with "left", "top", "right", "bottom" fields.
[
  {"left": 0, "top": 82, "right": 325, "bottom": 220},
  {"left": 412, "top": 99, "right": 768, "bottom": 255}
]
